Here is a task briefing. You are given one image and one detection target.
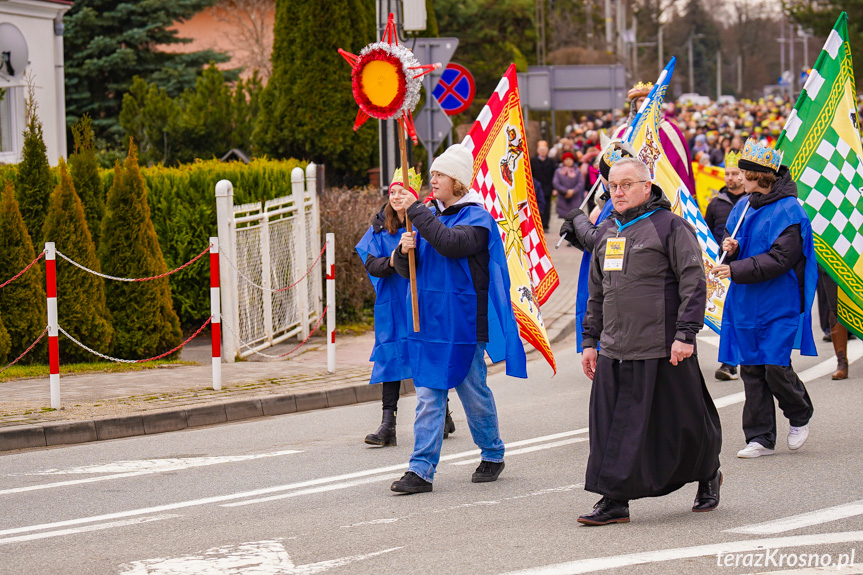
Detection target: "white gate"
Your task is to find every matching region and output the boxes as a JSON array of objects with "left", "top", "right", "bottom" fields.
[{"left": 215, "top": 164, "right": 323, "bottom": 361}]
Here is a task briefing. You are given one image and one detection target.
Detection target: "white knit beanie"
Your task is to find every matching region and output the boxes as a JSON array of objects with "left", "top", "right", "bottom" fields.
[{"left": 430, "top": 143, "right": 474, "bottom": 188}]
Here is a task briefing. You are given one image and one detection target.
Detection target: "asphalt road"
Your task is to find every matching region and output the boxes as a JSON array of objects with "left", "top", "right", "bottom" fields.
[{"left": 2, "top": 329, "right": 863, "bottom": 575}]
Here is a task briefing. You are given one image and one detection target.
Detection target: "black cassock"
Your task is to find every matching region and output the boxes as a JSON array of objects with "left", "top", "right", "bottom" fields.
[{"left": 585, "top": 354, "right": 721, "bottom": 501}]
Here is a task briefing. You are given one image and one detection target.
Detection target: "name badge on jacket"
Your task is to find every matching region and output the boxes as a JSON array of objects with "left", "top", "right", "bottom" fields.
[{"left": 603, "top": 237, "right": 626, "bottom": 271}]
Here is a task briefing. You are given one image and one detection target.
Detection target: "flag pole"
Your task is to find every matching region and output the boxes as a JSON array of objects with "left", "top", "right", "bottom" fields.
[
  {"left": 397, "top": 121, "right": 421, "bottom": 332},
  {"left": 716, "top": 201, "right": 750, "bottom": 265}
]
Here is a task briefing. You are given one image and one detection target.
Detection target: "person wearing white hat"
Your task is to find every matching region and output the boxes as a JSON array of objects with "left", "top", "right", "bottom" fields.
[{"left": 389, "top": 143, "right": 527, "bottom": 494}]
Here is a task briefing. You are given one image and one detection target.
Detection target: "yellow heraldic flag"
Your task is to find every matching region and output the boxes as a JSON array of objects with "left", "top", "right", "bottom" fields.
[
  {"left": 623, "top": 59, "right": 728, "bottom": 333},
  {"left": 462, "top": 65, "right": 559, "bottom": 372},
  {"left": 692, "top": 163, "right": 725, "bottom": 215}
]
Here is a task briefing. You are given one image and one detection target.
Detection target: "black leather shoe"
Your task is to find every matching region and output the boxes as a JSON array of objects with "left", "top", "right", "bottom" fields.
[
  {"left": 390, "top": 471, "right": 432, "bottom": 494},
  {"left": 471, "top": 460, "right": 505, "bottom": 483},
  {"left": 365, "top": 409, "right": 397, "bottom": 446},
  {"left": 692, "top": 470, "right": 723, "bottom": 512},
  {"left": 577, "top": 497, "right": 630, "bottom": 525},
  {"left": 443, "top": 408, "right": 456, "bottom": 439}
]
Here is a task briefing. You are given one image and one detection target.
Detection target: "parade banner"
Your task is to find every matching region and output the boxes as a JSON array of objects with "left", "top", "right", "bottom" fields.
[
  {"left": 692, "top": 163, "right": 724, "bottom": 215},
  {"left": 777, "top": 12, "right": 863, "bottom": 339},
  {"left": 462, "top": 64, "right": 559, "bottom": 372},
  {"left": 623, "top": 58, "right": 727, "bottom": 333}
]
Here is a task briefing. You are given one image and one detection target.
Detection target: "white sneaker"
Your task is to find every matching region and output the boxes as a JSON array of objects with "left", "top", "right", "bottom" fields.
[
  {"left": 788, "top": 424, "right": 809, "bottom": 450},
  {"left": 737, "top": 442, "right": 775, "bottom": 458}
]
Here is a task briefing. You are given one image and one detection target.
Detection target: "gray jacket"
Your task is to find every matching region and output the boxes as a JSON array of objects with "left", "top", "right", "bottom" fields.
[{"left": 583, "top": 186, "right": 707, "bottom": 360}]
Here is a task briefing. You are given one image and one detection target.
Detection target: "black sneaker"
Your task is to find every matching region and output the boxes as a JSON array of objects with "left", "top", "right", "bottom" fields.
[
  {"left": 714, "top": 364, "right": 738, "bottom": 381},
  {"left": 390, "top": 471, "right": 432, "bottom": 494},
  {"left": 443, "top": 409, "right": 456, "bottom": 439},
  {"left": 471, "top": 460, "right": 505, "bottom": 483}
]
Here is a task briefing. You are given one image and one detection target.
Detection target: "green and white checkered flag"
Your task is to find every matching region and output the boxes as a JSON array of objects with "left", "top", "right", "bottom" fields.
[{"left": 777, "top": 12, "right": 863, "bottom": 337}]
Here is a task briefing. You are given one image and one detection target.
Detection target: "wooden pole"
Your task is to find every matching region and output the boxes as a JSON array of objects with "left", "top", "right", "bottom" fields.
[{"left": 397, "top": 122, "right": 421, "bottom": 332}]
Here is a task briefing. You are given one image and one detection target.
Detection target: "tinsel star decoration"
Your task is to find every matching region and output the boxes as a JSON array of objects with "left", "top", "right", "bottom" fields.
[{"left": 338, "top": 13, "right": 439, "bottom": 144}]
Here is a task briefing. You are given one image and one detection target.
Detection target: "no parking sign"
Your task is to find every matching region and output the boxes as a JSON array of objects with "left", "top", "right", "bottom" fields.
[{"left": 432, "top": 63, "right": 476, "bottom": 116}]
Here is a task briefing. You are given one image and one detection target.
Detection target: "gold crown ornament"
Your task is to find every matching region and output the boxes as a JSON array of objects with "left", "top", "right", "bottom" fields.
[
  {"left": 739, "top": 138, "right": 782, "bottom": 174},
  {"left": 627, "top": 81, "right": 654, "bottom": 101},
  {"left": 725, "top": 150, "right": 741, "bottom": 170},
  {"left": 390, "top": 167, "right": 423, "bottom": 196}
]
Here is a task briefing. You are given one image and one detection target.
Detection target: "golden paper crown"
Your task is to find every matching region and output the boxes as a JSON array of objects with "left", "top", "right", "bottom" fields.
[
  {"left": 725, "top": 150, "right": 741, "bottom": 169},
  {"left": 390, "top": 167, "right": 423, "bottom": 194},
  {"left": 627, "top": 81, "right": 654, "bottom": 101},
  {"left": 740, "top": 138, "right": 782, "bottom": 173}
]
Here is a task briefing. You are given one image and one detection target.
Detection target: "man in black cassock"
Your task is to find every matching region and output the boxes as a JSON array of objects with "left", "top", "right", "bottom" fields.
[{"left": 578, "top": 158, "right": 722, "bottom": 526}]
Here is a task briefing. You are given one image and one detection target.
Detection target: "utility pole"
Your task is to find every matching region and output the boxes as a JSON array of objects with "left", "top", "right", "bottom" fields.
[
  {"left": 737, "top": 53, "right": 743, "bottom": 94},
  {"left": 788, "top": 18, "right": 795, "bottom": 93},
  {"left": 717, "top": 51, "right": 722, "bottom": 99},
  {"left": 688, "top": 36, "right": 694, "bottom": 94},
  {"left": 605, "top": 0, "right": 613, "bottom": 53},
  {"left": 658, "top": 26, "right": 664, "bottom": 75},
  {"left": 536, "top": 0, "right": 546, "bottom": 66}
]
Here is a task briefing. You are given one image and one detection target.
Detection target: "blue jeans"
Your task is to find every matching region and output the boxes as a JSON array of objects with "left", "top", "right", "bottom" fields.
[{"left": 408, "top": 343, "right": 504, "bottom": 482}]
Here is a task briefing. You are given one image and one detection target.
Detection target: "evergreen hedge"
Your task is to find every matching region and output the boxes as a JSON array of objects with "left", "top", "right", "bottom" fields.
[
  {"left": 0, "top": 312, "right": 10, "bottom": 365},
  {"left": 43, "top": 160, "right": 114, "bottom": 363},
  {"left": 99, "top": 143, "right": 182, "bottom": 359},
  {"left": 99, "top": 158, "right": 305, "bottom": 326},
  {"left": 16, "top": 91, "right": 54, "bottom": 246},
  {"left": 0, "top": 181, "right": 47, "bottom": 362}
]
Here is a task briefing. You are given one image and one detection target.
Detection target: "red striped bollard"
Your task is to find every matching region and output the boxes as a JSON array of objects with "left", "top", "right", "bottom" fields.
[
  {"left": 210, "top": 237, "right": 222, "bottom": 390},
  {"left": 326, "top": 233, "right": 335, "bottom": 373},
  {"left": 45, "top": 242, "right": 60, "bottom": 409}
]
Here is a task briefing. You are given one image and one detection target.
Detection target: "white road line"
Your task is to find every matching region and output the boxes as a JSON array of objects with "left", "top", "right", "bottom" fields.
[
  {"left": 220, "top": 475, "right": 394, "bottom": 507},
  {"left": 449, "top": 438, "right": 588, "bottom": 466},
  {"left": 501, "top": 531, "right": 863, "bottom": 575},
  {"left": 0, "top": 450, "right": 304, "bottom": 496},
  {"left": 0, "top": 515, "right": 179, "bottom": 546},
  {"left": 726, "top": 499, "right": 863, "bottom": 535},
  {"left": 699, "top": 335, "right": 721, "bottom": 347},
  {"left": 713, "top": 391, "right": 746, "bottom": 408}
]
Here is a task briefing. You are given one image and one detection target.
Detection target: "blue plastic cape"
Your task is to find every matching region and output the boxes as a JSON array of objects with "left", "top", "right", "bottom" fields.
[
  {"left": 355, "top": 224, "right": 412, "bottom": 384},
  {"left": 575, "top": 200, "right": 614, "bottom": 352},
  {"left": 718, "top": 197, "right": 818, "bottom": 366},
  {"left": 409, "top": 203, "right": 527, "bottom": 389}
]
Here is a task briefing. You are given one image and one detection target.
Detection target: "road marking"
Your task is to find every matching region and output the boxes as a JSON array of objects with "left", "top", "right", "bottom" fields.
[
  {"left": 501, "top": 531, "right": 863, "bottom": 575},
  {"left": 119, "top": 540, "right": 401, "bottom": 575},
  {"left": 0, "top": 450, "right": 303, "bottom": 496},
  {"left": 726, "top": 499, "right": 863, "bottom": 535},
  {"left": 699, "top": 335, "right": 721, "bottom": 347},
  {"left": 340, "top": 484, "right": 584, "bottom": 529},
  {"left": 220, "top": 475, "right": 395, "bottom": 507},
  {"left": 449, "top": 438, "right": 589, "bottom": 465},
  {"left": 0, "top": 429, "right": 588, "bottom": 536},
  {"left": 0, "top": 515, "right": 179, "bottom": 546}
]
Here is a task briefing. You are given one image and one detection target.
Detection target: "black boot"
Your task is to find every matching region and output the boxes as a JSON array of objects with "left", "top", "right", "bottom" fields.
[
  {"left": 577, "top": 497, "right": 630, "bottom": 526},
  {"left": 390, "top": 471, "right": 432, "bottom": 494},
  {"left": 443, "top": 407, "right": 456, "bottom": 439},
  {"left": 692, "top": 470, "right": 723, "bottom": 512},
  {"left": 365, "top": 409, "right": 397, "bottom": 446}
]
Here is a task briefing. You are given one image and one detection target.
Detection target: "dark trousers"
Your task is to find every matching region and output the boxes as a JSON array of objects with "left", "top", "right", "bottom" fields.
[
  {"left": 540, "top": 193, "right": 553, "bottom": 230},
  {"left": 817, "top": 266, "right": 839, "bottom": 329},
  {"left": 382, "top": 380, "right": 400, "bottom": 412},
  {"left": 740, "top": 364, "right": 814, "bottom": 449}
]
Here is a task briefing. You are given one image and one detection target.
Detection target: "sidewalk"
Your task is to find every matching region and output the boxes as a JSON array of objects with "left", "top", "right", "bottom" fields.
[{"left": 0, "top": 218, "right": 583, "bottom": 452}]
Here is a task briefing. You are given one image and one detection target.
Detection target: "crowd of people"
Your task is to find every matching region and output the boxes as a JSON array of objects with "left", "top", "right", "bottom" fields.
[{"left": 349, "top": 82, "right": 845, "bottom": 528}]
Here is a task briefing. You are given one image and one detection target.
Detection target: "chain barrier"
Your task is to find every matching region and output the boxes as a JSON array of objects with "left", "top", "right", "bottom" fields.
[
  {"left": 0, "top": 326, "right": 49, "bottom": 377},
  {"left": 58, "top": 317, "right": 212, "bottom": 364},
  {"left": 0, "top": 252, "right": 45, "bottom": 290},
  {"left": 221, "top": 241, "right": 328, "bottom": 294},
  {"left": 55, "top": 244, "right": 211, "bottom": 283},
  {"left": 221, "top": 306, "right": 328, "bottom": 359}
]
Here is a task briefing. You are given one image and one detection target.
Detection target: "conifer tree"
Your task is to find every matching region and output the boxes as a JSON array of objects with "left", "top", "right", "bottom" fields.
[
  {"left": 16, "top": 82, "right": 54, "bottom": 246},
  {"left": 99, "top": 142, "right": 182, "bottom": 359},
  {"left": 69, "top": 115, "right": 105, "bottom": 248},
  {"left": 0, "top": 312, "right": 10, "bottom": 365},
  {"left": 0, "top": 181, "right": 47, "bottom": 362},
  {"left": 42, "top": 159, "right": 114, "bottom": 363},
  {"left": 252, "top": 0, "right": 377, "bottom": 185}
]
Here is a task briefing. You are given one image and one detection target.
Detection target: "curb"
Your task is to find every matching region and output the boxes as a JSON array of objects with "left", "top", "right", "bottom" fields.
[{"left": 0, "top": 380, "right": 416, "bottom": 453}]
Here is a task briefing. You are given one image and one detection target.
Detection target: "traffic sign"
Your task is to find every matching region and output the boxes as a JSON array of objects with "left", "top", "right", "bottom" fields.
[{"left": 432, "top": 63, "right": 476, "bottom": 116}]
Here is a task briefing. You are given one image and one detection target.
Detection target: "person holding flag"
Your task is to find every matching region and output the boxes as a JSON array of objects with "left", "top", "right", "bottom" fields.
[
  {"left": 389, "top": 143, "right": 527, "bottom": 494},
  {"left": 712, "top": 138, "right": 817, "bottom": 459},
  {"left": 578, "top": 157, "right": 722, "bottom": 526},
  {"left": 355, "top": 168, "right": 455, "bottom": 448}
]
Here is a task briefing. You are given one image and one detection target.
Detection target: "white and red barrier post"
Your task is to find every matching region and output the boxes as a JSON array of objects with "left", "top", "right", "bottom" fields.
[
  {"left": 326, "top": 233, "right": 335, "bottom": 373},
  {"left": 45, "top": 242, "right": 60, "bottom": 409},
  {"left": 210, "top": 237, "right": 222, "bottom": 391}
]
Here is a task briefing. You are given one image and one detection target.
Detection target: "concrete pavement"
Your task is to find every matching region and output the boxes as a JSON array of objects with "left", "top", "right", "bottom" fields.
[{"left": 0, "top": 220, "right": 582, "bottom": 452}]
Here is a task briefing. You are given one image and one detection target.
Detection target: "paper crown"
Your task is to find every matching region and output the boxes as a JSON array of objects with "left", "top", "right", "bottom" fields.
[
  {"left": 627, "top": 81, "right": 653, "bottom": 101},
  {"left": 598, "top": 132, "right": 636, "bottom": 180},
  {"left": 739, "top": 138, "right": 782, "bottom": 174},
  {"left": 390, "top": 167, "right": 422, "bottom": 195},
  {"left": 725, "top": 150, "right": 741, "bottom": 169}
]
